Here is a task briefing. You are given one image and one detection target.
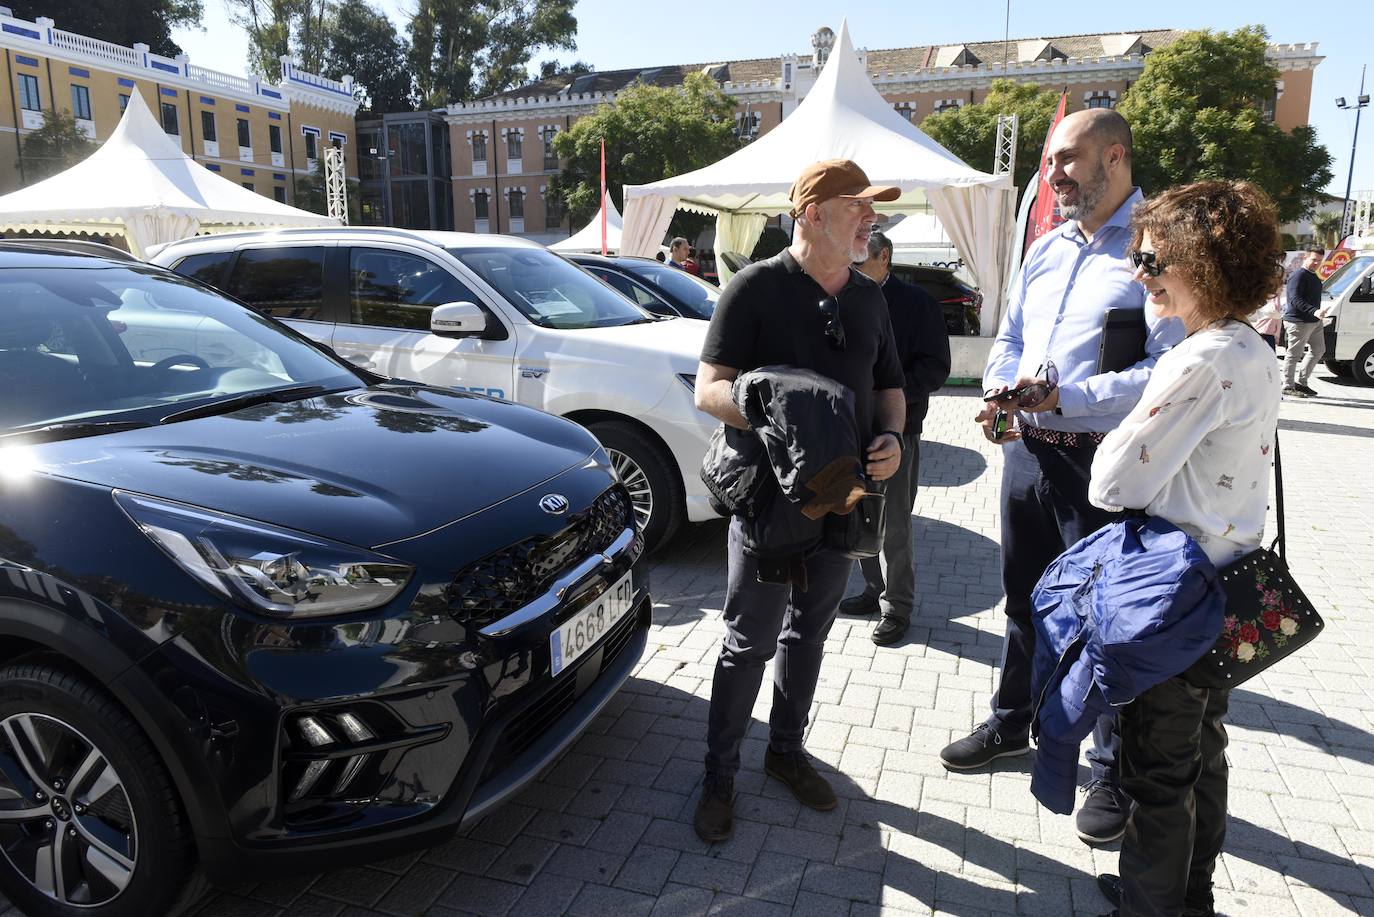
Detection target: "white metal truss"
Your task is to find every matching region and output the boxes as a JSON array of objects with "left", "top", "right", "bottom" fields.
[
  {"left": 994, "top": 113, "right": 1019, "bottom": 176},
  {"left": 1344, "top": 189, "right": 1372, "bottom": 239},
  {"left": 325, "top": 146, "right": 348, "bottom": 225}
]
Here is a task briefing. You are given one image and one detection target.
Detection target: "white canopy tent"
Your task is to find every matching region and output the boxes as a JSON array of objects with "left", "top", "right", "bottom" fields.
[
  {"left": 549, "top": 191, "right": 623, "bottom": 253},
  {"left": 621, "top": 21, "right": 1017, "bottom": 333},
  {"left": 0, "top": 92, "right": 337, "bottom": 258}
]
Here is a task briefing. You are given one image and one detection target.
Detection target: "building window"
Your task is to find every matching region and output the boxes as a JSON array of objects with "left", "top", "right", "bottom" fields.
[
  {"left": 119, "top": 93, "right": 130, "bottom": 113},
  {"left": 543, "top": 128, "right": 558, "bottom": 169},
  {"left": 895, "top": 102, "right": 916, "bottom": 122},
  {"left": 269, "top": 124, "right": 282, "bottom": 154},
  {"left": 242, "top": 182, "right": 254, "bottom": 192},
  {"left": 473, "top": 191, "right": 489, "bottom": 222},
  {"left": 161, "top": 102, "right": 180, "bottom": 135},
  {"left": 330, "top": 135, "right": 343, "bottom": 151},
  {"left": 545, "top": 191, "right": 563, "bottom": 229},
  {"left": 508, "top": 189, "right": 524, "bottom": 219},
  {"left": 304, "top": 131, "right": 318, "bottom": 161},
  {"left": 237, "top": 118, "right": 251, "bottom": 148},
  {"left": 70, "top": 85, "right": 92, "bottom": 121},
  {"left": 735, "top": 111, "right": 761, "bottom": 143},
  {"left": 201, "top": 110, "right": 217, "bottom": 142},
  {"left": 18, "top": 74, "right": 40, "bottom": 111},
  {"left": 1084, "top": 91, "right": 1116, "bottom": 110},
  {"left": 506, "top": 131, "right": 522, "bottom": 160},
  {"left": 933, "top": 99, "right": 963, "bottom": 115},
  {"left": 472, "top": 132, "right": 487, "bottom": 162},
  {"left": 273, "top": 186, "right": 287, "bottom": 203}
]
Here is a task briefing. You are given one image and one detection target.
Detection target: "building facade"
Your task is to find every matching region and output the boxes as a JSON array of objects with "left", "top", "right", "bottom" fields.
[
  {"left": 355, "top": 110, "right": 453, "bottom": 230},
  {"left": 0, "top": 10, "right": 359, "bottom": 205},
  {"left": 443, "top": 27, "right": 1322, "bottom": 243}
]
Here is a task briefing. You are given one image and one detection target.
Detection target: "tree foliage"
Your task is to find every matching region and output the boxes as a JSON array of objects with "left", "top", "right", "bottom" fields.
[
  {"left": 8, "top": 0, "right": 203, "bottom": 58},
  {"left": 228, "top": 0, "right": 331, "bottom": 78},
  {"left": 1310, "top": 210, "right": 1343, "bottom": 248},
  {"left": 920, "top": 79, "right": 1062, "bottom": 191},
  {"left": 408, "top": 0, "right": 576, "bottom": 107},
  {"left": 18, "top": 108, "right": 95, "bottom": 184},
  {"left": 550, "top": 72, "right": 738, "bottom": 228},
  {"left": 1117, "top": 26, "right": 1332, "bottom": 223},
  {"left": 321, "top": 0, "right": 414, "bottom": 113}
]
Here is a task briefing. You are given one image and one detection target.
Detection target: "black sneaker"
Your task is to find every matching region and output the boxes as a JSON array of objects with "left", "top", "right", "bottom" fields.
[
  {"left": 1077, "top": 779, "right": 1131, "bottom": 845},
  {"left": 693, "top": 773, "right": 735, "bottom": 842},
  {"left": 838, "top": 593, "right": 880, "bottom": 615},
  {"left": 1294, "top": 382, "right": 1318, "bottom": 396},
  {"left": 939, "top": 723, "right": 1030, "bottom": 771}
]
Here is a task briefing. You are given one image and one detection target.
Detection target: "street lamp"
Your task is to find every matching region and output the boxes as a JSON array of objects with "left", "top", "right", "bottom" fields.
[{"left": 1336, "top": 64, "right": 1369, "bottom": 238}]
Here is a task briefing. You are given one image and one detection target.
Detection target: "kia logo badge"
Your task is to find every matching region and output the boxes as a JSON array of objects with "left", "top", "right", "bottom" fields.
[{"left": 539, "top": 494, "right": 570, "bottom": 515}]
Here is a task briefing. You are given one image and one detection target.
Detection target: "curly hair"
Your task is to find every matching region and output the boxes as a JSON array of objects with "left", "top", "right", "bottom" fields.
[{"left": 1129, "top": 180, "right": 1285, "bottom": 323}]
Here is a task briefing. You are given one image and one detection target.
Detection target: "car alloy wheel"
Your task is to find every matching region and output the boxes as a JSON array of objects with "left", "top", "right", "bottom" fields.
[
  {"left": 589, "top": 420, "right": 683, "bottom": 551},
  {"left": 607, "top": 447, "right": 654, "bottom": 533},
  {"left": 0, "top": 713, "right": 137, "bottom": 907}
]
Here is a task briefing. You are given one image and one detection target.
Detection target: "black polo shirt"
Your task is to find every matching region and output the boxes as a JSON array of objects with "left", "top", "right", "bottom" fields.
[{"left": 701, "top": 248, "right": 904, "bottom": 438}]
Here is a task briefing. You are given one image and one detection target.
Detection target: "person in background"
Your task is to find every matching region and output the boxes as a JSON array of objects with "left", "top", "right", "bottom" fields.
[
  {"left": 655, "top": 250, "right": 666, "bottom": 263},
  {"left": 939, "top": 109, "right": 1184, "bottom": 850},
  {"left": 668, "top": 237, "right": 690, "bottom": 270},
  {"left": 839, "top": 230, "right": 951, "bottom": 645},
  {"left": 684, "top": 247, "right": 704, "bottom": 277},
  {"left": 1281, "top": 246, "right": 1328, "bottom": 397},
  {"left": 1087, "top": 179, "right": 1284, "bottom": 917}
]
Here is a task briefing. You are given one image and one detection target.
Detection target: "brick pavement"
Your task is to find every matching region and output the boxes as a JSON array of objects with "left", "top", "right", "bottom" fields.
[{"left": 186, "top": 370, "right": 1374, "bottom": 917}]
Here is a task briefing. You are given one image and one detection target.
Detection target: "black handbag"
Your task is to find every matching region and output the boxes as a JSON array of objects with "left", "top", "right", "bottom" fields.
[
  {"left": 824, "top": 478, "right": 887, "bottom": 559},
  {"left": 1183, "top": 430, "right": 1323, "bottom": 689}
]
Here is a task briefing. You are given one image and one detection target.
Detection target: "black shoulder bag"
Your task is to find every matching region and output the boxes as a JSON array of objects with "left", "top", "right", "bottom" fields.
[{"left": 1183, "top": 429, "right": 1324, "bottom": 689}]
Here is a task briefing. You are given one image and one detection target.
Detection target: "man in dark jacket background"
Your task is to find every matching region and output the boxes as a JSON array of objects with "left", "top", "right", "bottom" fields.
[
  {"left": 1282, "top": 246, "right": 1329, "bottom": 397},
  {"left": 839, "top": 229, "right": 951, "bottom": 645}
]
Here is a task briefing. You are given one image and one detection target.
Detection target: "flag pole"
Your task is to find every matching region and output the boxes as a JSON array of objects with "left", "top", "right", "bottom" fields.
[{"left": 600, "top": 139, "right": 608, "bottom": 256}]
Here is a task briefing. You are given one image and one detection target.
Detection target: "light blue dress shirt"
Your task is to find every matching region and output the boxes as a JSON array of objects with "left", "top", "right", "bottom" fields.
[{"left": 984, "top": 187, "right": 1183, "bottom": 434}]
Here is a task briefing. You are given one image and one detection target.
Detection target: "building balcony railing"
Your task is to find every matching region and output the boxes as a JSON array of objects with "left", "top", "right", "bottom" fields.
[
  {"left": 49, "top": 28, "right": 142, "bottom": 67},
  {"left": 187, "top": 64, "right": 255, "bottom": 96}
]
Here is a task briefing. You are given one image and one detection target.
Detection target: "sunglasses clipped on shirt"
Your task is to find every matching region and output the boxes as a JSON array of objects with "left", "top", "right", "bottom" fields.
[
  {"left": 818, "top": 295, "right": 845, "bottom": 351},
  {"left": 1129, "top": 249, "right": 1166, "bottom": 277},
  {"left": 983, "top": 360, "right": 1059, "bottom": 409}
]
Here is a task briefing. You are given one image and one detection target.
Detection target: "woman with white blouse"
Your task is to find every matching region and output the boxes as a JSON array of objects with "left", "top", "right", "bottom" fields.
[{"left": 1088, "top": 180, "right": 1284, "bottom": 917}]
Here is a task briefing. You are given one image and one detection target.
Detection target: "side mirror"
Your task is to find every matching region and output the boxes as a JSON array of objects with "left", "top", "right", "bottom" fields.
[{"left": 430, "top": 301, "right": 488, "bottom": 338}]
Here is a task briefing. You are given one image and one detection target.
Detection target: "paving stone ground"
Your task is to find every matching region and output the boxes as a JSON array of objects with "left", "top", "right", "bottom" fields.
[{"left": 187, "top": 367, "right": 1374, "bottom": 917}]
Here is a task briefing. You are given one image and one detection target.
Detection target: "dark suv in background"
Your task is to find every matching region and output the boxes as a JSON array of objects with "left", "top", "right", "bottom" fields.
[
  {"left": 889, "top": 263, "right": 983, "bottom": 336},
  {"left": 0, "top": 243, "right": 648, "bottom": 916}
]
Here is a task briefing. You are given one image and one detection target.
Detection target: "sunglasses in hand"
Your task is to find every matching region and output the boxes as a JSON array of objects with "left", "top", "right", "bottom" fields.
[{"left": 984, "top": 361, "right": 1059, "bottom": 409}]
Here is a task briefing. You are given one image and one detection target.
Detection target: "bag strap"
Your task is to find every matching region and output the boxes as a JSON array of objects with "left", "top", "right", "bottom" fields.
[{"left": 1272, "top": 426, "right": 1286, "bottom": 559}]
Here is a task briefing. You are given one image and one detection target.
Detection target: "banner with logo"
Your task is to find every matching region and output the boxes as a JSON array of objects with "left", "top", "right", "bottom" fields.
[{"left": 1024, "top": 91, "right": 1068, "bottom": 257}]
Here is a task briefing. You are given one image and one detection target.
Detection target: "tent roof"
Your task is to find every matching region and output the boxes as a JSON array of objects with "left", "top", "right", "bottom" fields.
[
  {"left": 550, "top": 191, "right": 624, "bottom": 252},
  {"left": 624, "top": 21, "right": 1008, "bottom": 216},
  {"left": 0, "top": 92, "right": 336, "bottom": 241}
]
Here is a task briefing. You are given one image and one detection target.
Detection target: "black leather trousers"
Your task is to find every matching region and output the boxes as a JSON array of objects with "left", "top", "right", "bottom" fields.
[{"left": 1119, "top": 676, "right": 1229, "bottom": 917}]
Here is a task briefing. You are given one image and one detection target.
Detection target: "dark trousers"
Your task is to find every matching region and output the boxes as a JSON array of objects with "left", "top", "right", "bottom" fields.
[
  {"left": 1119, "top": 678, "right": 1229, "bottom": 917},
  {"left": 704, "top": 517, "right": 851, "bottom": 776},
  {"left": 857, "top": 434, "right": 921, "bottom": 620},
  {"left": 992, "top": 435, "right": 1119, "bottom": 780}
]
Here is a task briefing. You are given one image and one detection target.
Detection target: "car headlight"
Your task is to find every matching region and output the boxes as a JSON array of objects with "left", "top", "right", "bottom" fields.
[{"left": 115, "top": 491, "right": 412, "bottom": 617}]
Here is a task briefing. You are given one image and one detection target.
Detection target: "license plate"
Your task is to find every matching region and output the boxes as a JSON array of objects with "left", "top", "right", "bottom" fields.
[{"left": 550, "top": 570, "right": 633, "bottom": 677}]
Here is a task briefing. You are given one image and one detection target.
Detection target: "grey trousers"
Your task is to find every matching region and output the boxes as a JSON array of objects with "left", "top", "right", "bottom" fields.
[
  {"left": 857, "top": 433, "right": 921, "bottom": 620},
  {"left": 704, "top": 517, "right": 851, "bottom": 776},
  {"left": 1283, "top": 320, "right": 1326, "bottom": 386}
]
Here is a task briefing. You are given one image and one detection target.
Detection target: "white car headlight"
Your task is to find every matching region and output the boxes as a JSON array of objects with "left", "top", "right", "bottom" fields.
[{"left": 116, "top": 492, "right": 412, "bottom": 617}]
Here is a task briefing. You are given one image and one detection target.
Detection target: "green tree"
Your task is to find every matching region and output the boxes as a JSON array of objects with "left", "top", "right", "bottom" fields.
[
  {"left": 322, "top": 0, "right": 413, "bottom": 113},
  {"left": 1117, "top": 26, "right": 1333, "bottom": 223},
  {"left": 18, "top": 109, "right": 94, "bottom": 184},
  {"left": 408, "top": 0, "right": 576, "bottom": 107},
  {"left": 228, "top": 0, "right": 330, "bottom": 78},
  {"left": 920, "top": 79, "right": 1062, "bottom": 191},
  {"left": 8, "top": 0, "right": 203, "bottom": 58},
  {"left": 550, "top": 71, "right": 738, "bottom": 228},
  {"left": 1310, "top": 210, "right": 1343, "bottom": 248}
]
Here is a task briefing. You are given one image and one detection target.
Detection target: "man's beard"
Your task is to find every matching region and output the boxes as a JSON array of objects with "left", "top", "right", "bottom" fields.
[
  {"left": 1058, "top": 159, "right": 1108, "bottom": 221},
  {"left": 824, "top": 220, "right": 870, "bottom": 262}
]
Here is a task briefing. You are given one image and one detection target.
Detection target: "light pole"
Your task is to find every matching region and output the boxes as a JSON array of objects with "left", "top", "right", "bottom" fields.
[{"left": 1336, "top": 64, "right": 1369, "bottom": 238}]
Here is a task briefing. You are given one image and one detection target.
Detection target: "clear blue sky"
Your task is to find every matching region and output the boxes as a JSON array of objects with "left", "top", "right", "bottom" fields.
[{"left": 171, "top": 0, "right": 1371, "bottom": 198}]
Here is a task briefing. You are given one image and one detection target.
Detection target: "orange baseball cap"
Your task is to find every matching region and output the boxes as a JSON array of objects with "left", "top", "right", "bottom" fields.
[{"left": 788, "top": 159, "right": 900, "bottom": 218}]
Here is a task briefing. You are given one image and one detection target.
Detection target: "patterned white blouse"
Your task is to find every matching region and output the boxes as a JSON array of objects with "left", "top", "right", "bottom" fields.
[{"left": 1088, "top": 320, "right": 1281, "bottom": 567}]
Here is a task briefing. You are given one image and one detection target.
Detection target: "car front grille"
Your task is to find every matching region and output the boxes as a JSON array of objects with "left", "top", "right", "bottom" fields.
[{"left": 448, "top": 486, "right": 632, "bottom": 629}]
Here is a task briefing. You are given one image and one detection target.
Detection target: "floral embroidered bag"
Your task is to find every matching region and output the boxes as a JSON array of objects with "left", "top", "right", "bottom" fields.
[{"left": 1184, "top": 430, "right": 1323, "bottom": 689}]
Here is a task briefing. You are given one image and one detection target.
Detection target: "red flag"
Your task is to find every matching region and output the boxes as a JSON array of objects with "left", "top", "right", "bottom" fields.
[
  {"left": 1025, "top": 91, "right": 1068, "bottom": 256},
  {"left": 600, "top": 138, "right": 608, "bottom": 256}
]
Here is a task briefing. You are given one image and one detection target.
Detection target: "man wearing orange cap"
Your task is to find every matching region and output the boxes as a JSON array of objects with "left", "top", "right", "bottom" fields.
[{"left": 691, "top": 159, "right": 908, "bottom": 842}]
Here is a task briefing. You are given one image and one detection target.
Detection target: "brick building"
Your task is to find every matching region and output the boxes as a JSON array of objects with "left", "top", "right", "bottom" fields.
[
  {"left": 0, "top": 10, "right": 359, "bottom": 206},
  {"left": 439, "top": 26, "right": 1321, "bottom": 244}
]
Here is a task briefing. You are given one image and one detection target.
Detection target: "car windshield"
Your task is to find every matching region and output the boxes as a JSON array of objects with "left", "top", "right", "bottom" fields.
[
  {"left": 621, "top": 260, "right": 720, "bottom": 319},
  {"left": 449, "top": 247, "right": 652, "bottom": 329},
  {"left": 1323, "top": 255, "right": 1374, "bottom": 299},
  {"left": 0, "top": 263, "right": 361, "bottom": 433}
]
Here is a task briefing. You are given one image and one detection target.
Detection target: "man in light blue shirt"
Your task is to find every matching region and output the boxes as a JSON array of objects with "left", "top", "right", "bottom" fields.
[{"left": 939, "top": 109, "right": 1183, "bottom": 847}]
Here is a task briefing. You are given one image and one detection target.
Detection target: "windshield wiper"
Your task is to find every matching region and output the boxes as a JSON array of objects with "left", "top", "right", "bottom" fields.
[
  {"left": 159, "top": 384, "right": 341, "bottom": 425},
  {"left": 1, "top": 420, "right": 155, "bottom": 444}
]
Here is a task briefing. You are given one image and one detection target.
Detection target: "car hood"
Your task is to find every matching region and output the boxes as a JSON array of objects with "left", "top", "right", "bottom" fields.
[
  {"left": 26, "top": 385, "right": 601, "bottom": 548},
  {"left": 543, "top": 317, "right": 708, "bottom": 368}
]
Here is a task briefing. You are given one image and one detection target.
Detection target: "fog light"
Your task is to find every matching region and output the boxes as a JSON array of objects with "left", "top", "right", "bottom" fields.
[
  {"left": 297, "top": 716, "right": 335, "bottom": 747},
  {"left": 333, "top": 754, "right": 371, "bottom": 795},
  {"left": 336, "top": 712, "right": 374, "bottom": 743},
  {"left": 290, "top": 759, "right": 330, "bottom": 801}
]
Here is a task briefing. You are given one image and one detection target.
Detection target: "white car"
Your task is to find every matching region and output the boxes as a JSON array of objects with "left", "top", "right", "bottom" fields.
[{"left": 149, "top": 228, "right": 719, "bottom": 548}]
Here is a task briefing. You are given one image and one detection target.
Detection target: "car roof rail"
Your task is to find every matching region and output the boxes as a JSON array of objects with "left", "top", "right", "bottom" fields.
[
  {"left": 0, "top": 239, "right": 141, "bottom": 262},
  {"left": 165, "top": 225, "right": 433, "bottom": 246}
]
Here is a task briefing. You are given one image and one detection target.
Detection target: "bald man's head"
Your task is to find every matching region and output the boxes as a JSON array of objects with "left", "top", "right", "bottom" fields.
[
  {"left": 1046, "top": 108, "right": 1136, "bottom": 232},
  {"left": 1066, "top": 108, "right": 1133, "bottom": 165}
]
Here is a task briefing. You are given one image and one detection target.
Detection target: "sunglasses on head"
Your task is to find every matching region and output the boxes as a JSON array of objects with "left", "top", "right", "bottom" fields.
[
  {"left": 983, "top": 361, "right": 1059, "bottom": 409},
  {"left": 1129, "top": 249, "right": 1166, "bottom": 277},
  {"left": 818, "top": 296, "right": 845, "bottom": 351}
]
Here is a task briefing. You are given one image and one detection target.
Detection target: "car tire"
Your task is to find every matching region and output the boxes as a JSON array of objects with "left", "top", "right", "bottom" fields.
[
  {"left": 0, "top": 661, "right": 202, "bottom": 917},
  {"left": 1325, "top": 358, "right": 1352, "bottom": 378},
  {"left": 1353, "top": 341, "right": 1374, "bottom": 387},
  {"left": 590, "top": 420, "right": 683, "bottom": 551}
]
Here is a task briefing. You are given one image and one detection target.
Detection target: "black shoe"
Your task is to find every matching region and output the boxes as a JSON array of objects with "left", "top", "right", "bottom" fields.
[
  {"left": 1098, "top": 874, "right": 1122, "bottom": 908},
  {"left": 763, "top": 747, "right": 837, "bottom": 810},
  {"left": 1294, "top": 382, "right": 1318, "bottom": 396},
  {"left": 939, "top": 723, "right": 1030, "bottom": 771},
  {"left": 871, "top": 615, "right": 909, "bottom": 646},
  {"left": 838, "top": 593, "right": 880, "bottom": 615},
  {"left": 693, "top": 773, "right": 734, "bottom": 842},
  {"left": 1077, "top": 779, "right": 1131, "bottom": 845}
]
